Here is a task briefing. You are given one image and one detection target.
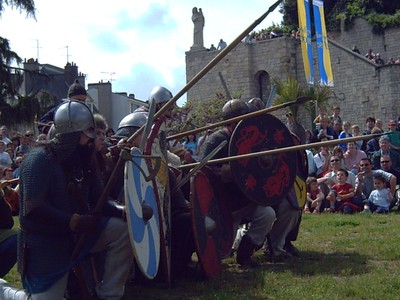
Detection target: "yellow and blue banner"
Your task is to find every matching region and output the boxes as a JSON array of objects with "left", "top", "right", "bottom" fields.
[
  {"left": 297, "top": 0, "right": 314, "bottom": 85},
  {"left": 313, "top": 0, "right": 334, "bottom": 86}
]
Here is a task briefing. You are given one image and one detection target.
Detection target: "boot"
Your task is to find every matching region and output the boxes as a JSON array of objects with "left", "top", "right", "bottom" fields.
[{"left": 236, "top": 235, "right": 259, "bottom": 267}]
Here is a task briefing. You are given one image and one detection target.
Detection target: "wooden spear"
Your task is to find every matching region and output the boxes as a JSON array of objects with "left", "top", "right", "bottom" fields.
[
  {"left": 71, "top": 0, "right": 285, "bottom": 259},
  {"left": 177, "top": 133, "right": 386, "bottom": 169}
]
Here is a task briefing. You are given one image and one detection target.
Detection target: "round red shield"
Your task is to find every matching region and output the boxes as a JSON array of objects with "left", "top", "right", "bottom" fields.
[{"left": 229, "top": 114, "right": 297, "bottom": 206}]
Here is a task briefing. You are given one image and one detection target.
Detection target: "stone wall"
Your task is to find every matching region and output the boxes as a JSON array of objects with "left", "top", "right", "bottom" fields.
[
  {"left": 333, "top": 18, "right": 400, "bottom": 63},
  {"left": 185, "top": 17, "right": 400, "bottom": 131},
  {"left": 186, "top": 38, "right": 297, "bottom": 102}
]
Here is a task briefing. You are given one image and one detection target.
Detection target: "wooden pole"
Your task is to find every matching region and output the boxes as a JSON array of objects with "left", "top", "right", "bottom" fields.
[
  {"left": 167, "top": 96, "right": 313, "bottom": 141},
  {"left": 178, "top": 133, "right": 385, "bottom": 169},
  {"left": 72, "top": 0, "right": 284, "bottom": 260},
  {"left": 127, "top": 0, "right": 284, "bottom": 144}
]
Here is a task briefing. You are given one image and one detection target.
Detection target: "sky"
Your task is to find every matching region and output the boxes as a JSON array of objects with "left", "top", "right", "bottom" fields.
[{"left": 1, "top": 0, "right": 283, "bottom": 106}]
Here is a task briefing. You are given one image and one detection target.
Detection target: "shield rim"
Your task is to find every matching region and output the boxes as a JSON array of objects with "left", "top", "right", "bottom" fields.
[{"left": 125, "top": 147, "right": 160, "bottom": 279}]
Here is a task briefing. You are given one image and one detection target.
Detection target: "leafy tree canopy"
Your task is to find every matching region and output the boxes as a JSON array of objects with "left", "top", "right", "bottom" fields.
[
  {"left": 1, "top": 0, "right": 36, "bottom": 126},
  {"left": 1, "top": 0, "right": 36, "bottom": 96},
  {"left": 279, "top": 0, "right": 400, "bottom": 33}
]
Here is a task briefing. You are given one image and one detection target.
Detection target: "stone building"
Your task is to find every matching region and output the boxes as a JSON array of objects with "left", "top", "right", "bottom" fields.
[
  {"left": 185, "top": 18, "right": 400, "bottom": 130},
  {"left": 10, "top": 59, "right": 146, "bottom": 133}
]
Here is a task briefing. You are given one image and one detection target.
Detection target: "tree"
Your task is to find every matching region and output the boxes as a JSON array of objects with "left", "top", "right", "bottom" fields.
[
  {"left": 0, "top": 0, "right": 36, "bottom": 126},
  {"left": 0, "top": 0, "right": 36, "bottom": 97},
  {"left": 272, "top": 76, "right": 333, "bottom": 143},
  {"left": 272, "top": 76, "right": 308, "bottom": 143},
  {"left": 280, "top": 0, "right": 400, "bottom": 33}
]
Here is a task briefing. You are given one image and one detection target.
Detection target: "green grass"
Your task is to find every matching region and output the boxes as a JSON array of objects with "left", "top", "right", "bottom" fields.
[{"left": 5, "top": 213, "right": 400, "bottom": 299}]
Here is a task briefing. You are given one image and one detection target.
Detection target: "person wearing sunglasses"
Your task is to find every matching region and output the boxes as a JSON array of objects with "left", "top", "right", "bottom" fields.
[
  {"left": 317, "top": 155, "right": 356, "bottom": 211},
  {"left": 378, "top": 155, "right": 400, "bottom": 211},
  {"left": 371, "top": 135, "right": 400, "bottom": 172},
  {"left": 355, "top": 157, "right": 397, "bottom": 213}
]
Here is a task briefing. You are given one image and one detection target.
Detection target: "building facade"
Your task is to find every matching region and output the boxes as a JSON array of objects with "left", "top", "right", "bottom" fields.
[{"left": 185, "top": 18, "right": 400, "bottom": 130}]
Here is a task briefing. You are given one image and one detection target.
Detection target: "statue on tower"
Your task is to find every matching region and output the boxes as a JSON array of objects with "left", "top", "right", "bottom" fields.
[{"left": 191, "top": 7, "right": 205, "bottom": 51}]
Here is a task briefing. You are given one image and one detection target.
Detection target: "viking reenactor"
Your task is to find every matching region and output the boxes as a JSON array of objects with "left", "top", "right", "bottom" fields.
[
  {"left": 18, "top": 101, "right": 132, "bottom": 299},
  {"left": 37, "top": 79, "right": 88, "bottom": 135},
  {"left": 106, "top": 110, "right": 149, "bottom": 203},
  {"left": 145, "top": 86, "right": 195, "bottom": 280},
  {"left": 201, "top": 99, "right": 276, "bottom": 267}
]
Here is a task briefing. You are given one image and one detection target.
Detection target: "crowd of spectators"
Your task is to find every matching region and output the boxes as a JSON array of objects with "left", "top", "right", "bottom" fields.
[
  {"left": 302, "top": 106, "right": 400, "bottom": 215},
  {"left": 352, "top": 45, "right": 400, "bottom": 66}
]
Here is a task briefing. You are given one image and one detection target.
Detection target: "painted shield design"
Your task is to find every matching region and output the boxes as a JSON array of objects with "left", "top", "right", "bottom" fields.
[
  {"left": 229, "top": 114, "right": 297, "bottom": 206},
  {"left": 191, "top": 166, "right": 233, "bottom": 278},
  {"left": 286, "top": 134, "right": 308, "bottom": 209},
  {"left": 145, "top": 120, "right": 172, "bottom": 285},
  {"left": 125, "top": 147, "right": 160, "bottom": 279}
]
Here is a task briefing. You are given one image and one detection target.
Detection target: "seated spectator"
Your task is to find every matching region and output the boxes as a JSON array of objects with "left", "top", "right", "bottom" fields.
[
  {"left": 352, "top": 45, "right": 361, "bottom": 54},
  {"left": 320, "top": 155, "right": 357, "bottom": 185},
  {"left": 365, "top": 49, "right": 375, "bottom": 60},
  {"left": 326, "top": 169, "right": 360, "bottom": 214},
  {"left": 375, "top": 119, "right": 383, "bottom": 130},
  {"left": 0, "top": 141, "right": 12, "bottom": 171},
  {"left": 332, "top": 120, "right": 342, "bottom": 139},
  {"left": 182, "top": 149, "right": 196, "bottom": 165},
  {"left": 388, "top": 57, "right": 396, "bottom": 65},
  {"left": 217, "top": 39, "right": 227, "bottom": 50},
  {"left": 311, "top": 116, "right": 334, "bottom": 142},
  {"left": 305, "top": 130, "right": 313, "bottom": 144},
  {"left": 305, "top": 177, "right": 324, "bottom": 214},
  {"left": 13, "top": 133, "right": 32, "bottom": 159},
  {"left": 378, "top": 155, "right": 400, "bottom": 211},
  {"left": 269, "top": 29, "right": 278, "bottom": 39},
  {"left": 1, "top": 168, "right": 14, "bottom": 182},
  {"left": 363, "top": 117, "right": 376, "bottom": 135},
  {"left": 366, "top": 127, "right": 383, "bottom": 158},
  {"left": 306, "top": 149, "right": 317, "bottom": 177},
  {"left": 0, "top": 183, "right": 17, "bottom": 278},
  {"left": 4, "top": 147, "right": 14, "bottom": 163},
  {"left": 10, "top": 137, "right": 20, "bottom": 153},
  {"left": 374, "top": 53, "right": 384, "bottom": 65},
  {"left": 209, "top": 44, "right": 216, "bottom": 51},
  {"left": 365, "top": 174, "right": 393, "bottom": 214},
  {"left": 318, "top": 155, "right": 357, "bottom": 210},
  {"left": 395, "top": 56, "right": 400, "bottom": 64},
  {"left": 0, "top": 126, "right": 11, "bottom": 146},
  {"left": 330, "top": 105, "right": 342, "bottom": 124},
  {"left": 183, "top": 134, "right": 199, "bottom": 161},
  {"left": 356, "top": 158, "right": 397, "bottom": 212},
  {"left": 313, "top": 108, "right": 328, "bottom": 131},
  {"left": 352, "top": 124, "right": 366, "bottom": 151},
  {"left": 338, "top": 121, "right": 353, "bottom": 151},
  {"left": 332, "top": 146, "right": 346, "bottom": 169},
  {"left": 387, "top": 119, "right": 400, "bottom": 152},
  {"left": 371, "top": 135, "right": 400, "bottom": 172},
  {"left": 379, "top": 155, "right": 400, "bottom": 185},
  {"left": 12, "top": 156, "right": 23, "bottom": 178},
  {"left": 314, "top": 146, "right": 331, "bottom": 178},
  {"left": 344, "top": 142, "right": 367, "bottom": 174}
]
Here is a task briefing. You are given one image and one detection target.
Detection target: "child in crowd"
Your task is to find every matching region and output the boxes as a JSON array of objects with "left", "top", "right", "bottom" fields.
[
  {"left": 338, "top": 121, "right": 353, "bottom": 151},
  {"left": 326, "top": 169, "right": 360, "bottom": 214},
  {"left": 365, "top": 174, "right": 393, "bottom": 214},
  {"left": 313, "top": 108, "right": 328, "bottom": 131},
  {"left": 305, "top": 177, "right": 324, "bottom": 214},
  {"left": 332, "top": 146, "right": 346, "bottom": 169}
]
